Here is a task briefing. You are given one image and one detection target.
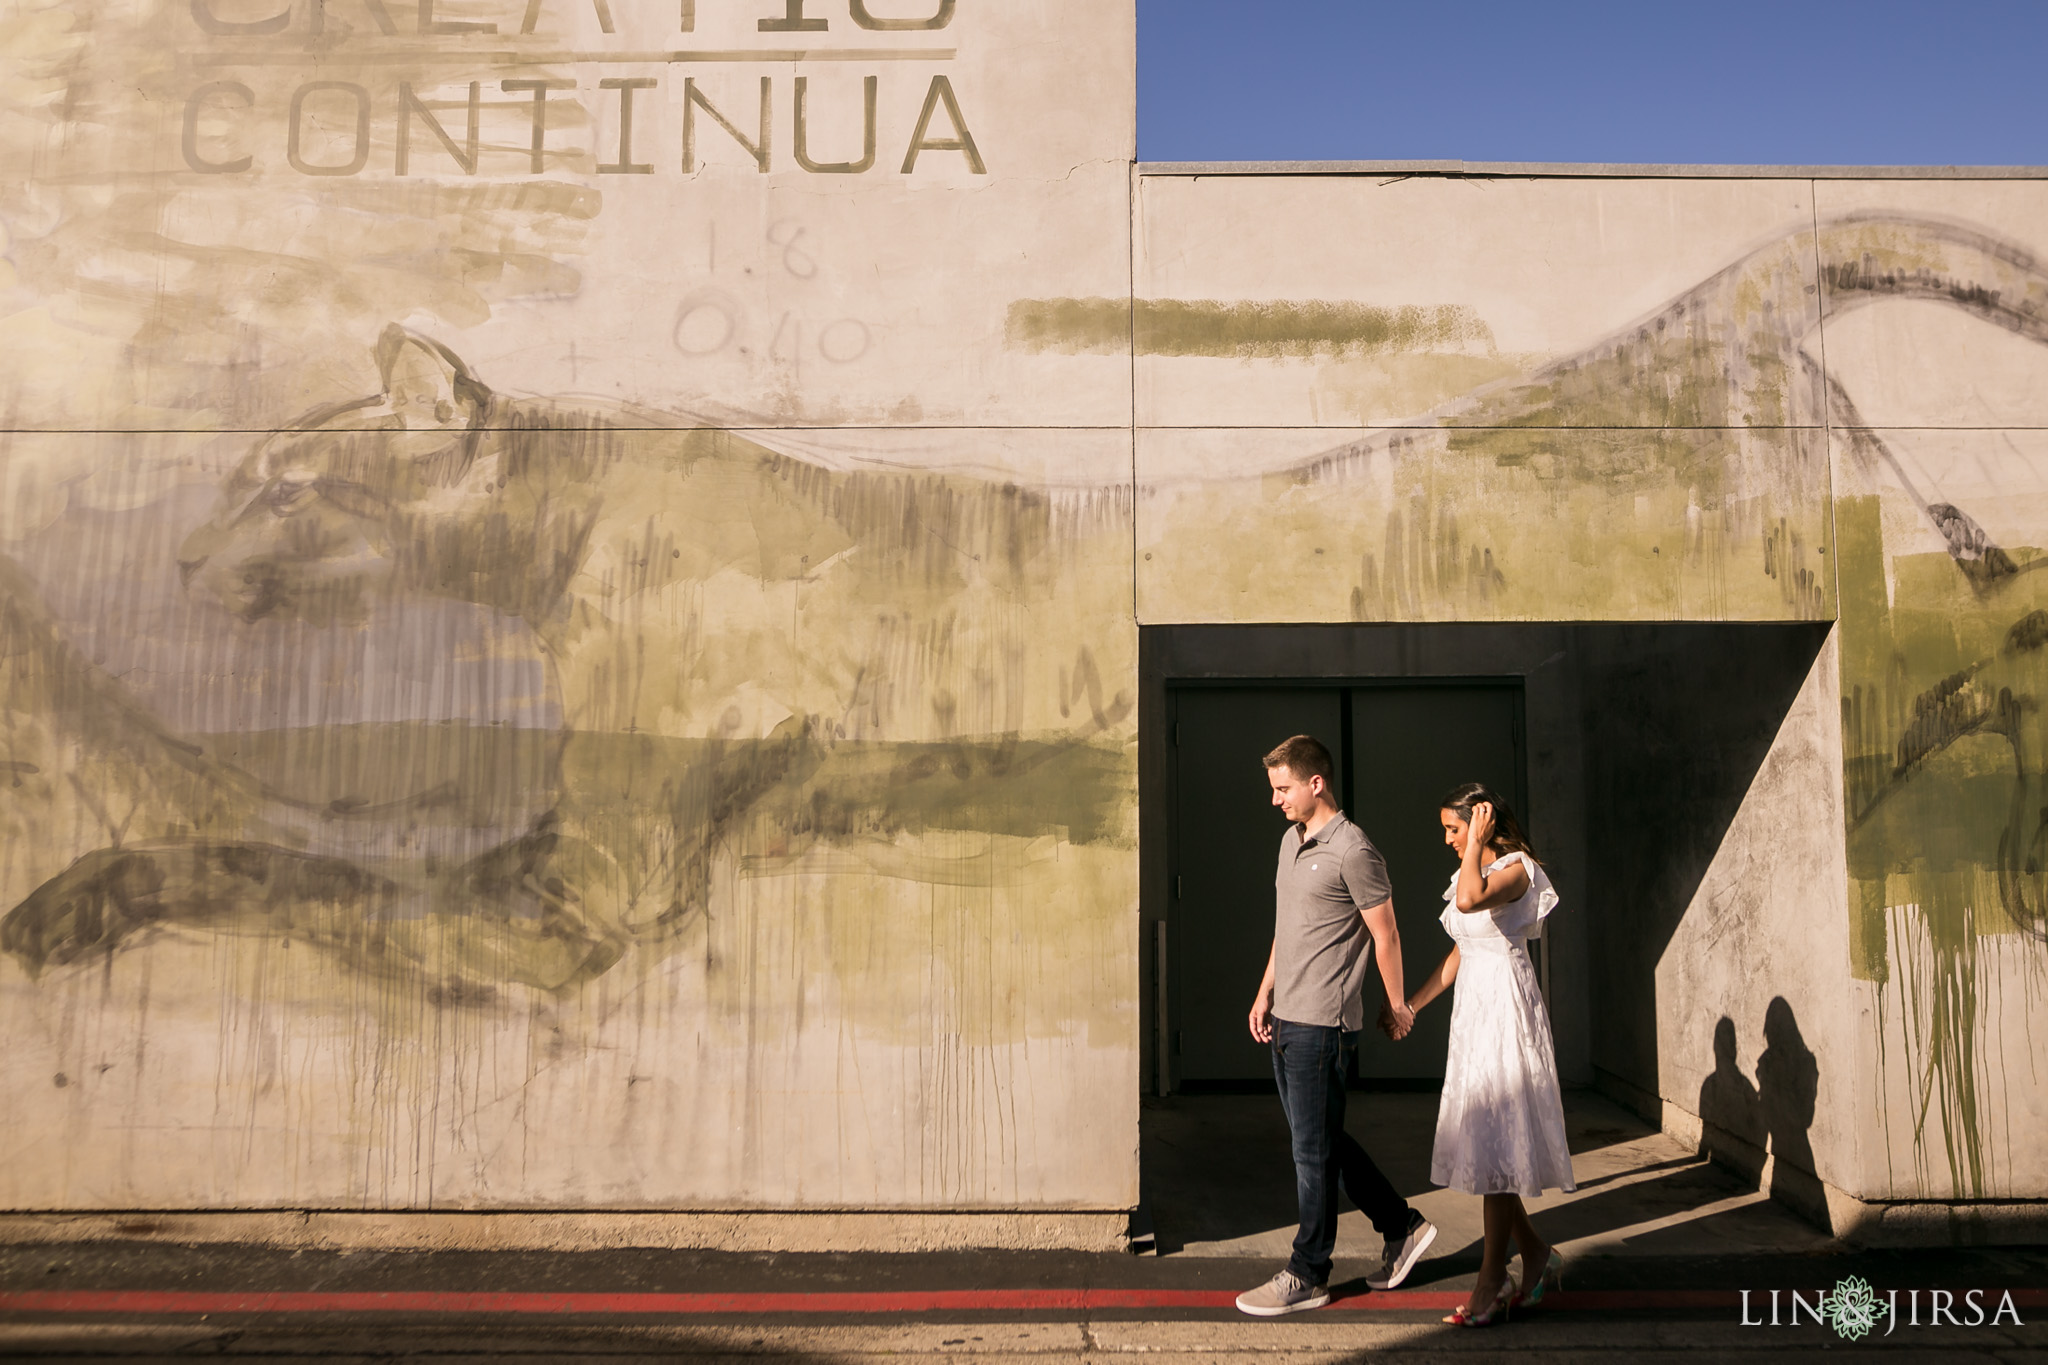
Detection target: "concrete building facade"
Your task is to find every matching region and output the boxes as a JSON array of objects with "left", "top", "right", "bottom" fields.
[{"left": 0, "top": 1, "right": 2041, "bottom": 1249}]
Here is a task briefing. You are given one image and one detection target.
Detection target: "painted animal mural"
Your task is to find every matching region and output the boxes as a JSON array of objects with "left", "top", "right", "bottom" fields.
[
  {"left": 1125, "top": 209, "right": 2048, "bottom": 964},
  {"left": 1245, "top": 210, "right": 2048, "bottom": 1199},
  {"left": 0, "top": 213, "right": 2038, "bottom": 938},
  {"left": 1, "top": 214, "right": 2043, "bottom": 1209},
  {"left": 1, "top": 326, "right": 1136, "bottom": 998}
]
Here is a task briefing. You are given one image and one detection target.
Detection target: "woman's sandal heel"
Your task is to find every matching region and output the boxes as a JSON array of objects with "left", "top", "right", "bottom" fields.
[
  {"left": 1442, "top": 1276, "right": 1516, "bottom": 1327},
  {"left": 1517, "top": 1250, "right": 1564, "bottom": 1309}
]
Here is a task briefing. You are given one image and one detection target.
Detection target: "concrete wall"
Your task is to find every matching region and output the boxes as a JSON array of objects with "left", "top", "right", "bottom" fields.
[
  {"left": 1129, "top": 169, "right": 2048, "bottom": 1227},
  {"left": 1824, "top": 183, "right": 2048, "bottom": 1209},
  {"left": 1127, "top": 174, "right": 1834, "bottom": 625},
  {"left": 2, "top": 0, "right": 2044, "bottom": 1238},
  {"left": 1578, "top": 625, "right": 1849, "bottom": 1225},
  {"left": 0, "top": 0, "right": 1141, "bottom": 1222}
]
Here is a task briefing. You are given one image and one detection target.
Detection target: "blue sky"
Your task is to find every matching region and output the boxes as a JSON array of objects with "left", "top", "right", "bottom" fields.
[{"left": 1138, "top": 1, "right": 2048, "bottom": 165}]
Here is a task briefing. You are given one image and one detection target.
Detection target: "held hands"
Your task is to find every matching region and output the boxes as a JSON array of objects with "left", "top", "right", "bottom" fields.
[{"left": 1378, "top": 999, "right": 1416, "bottom": 1041}]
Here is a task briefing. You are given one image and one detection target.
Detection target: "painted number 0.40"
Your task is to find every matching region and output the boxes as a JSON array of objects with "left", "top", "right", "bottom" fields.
[
  {"left": 671, "top": 296, "right": 871, "bottom": 364},
  {"left": 671, "top": 221, "right": 870, "bottom": 364}
]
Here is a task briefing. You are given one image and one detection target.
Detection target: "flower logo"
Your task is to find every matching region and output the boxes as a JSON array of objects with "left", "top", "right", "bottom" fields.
[{"left": 1825, "top": 1276, "right": 1882, "bottom": 1341}]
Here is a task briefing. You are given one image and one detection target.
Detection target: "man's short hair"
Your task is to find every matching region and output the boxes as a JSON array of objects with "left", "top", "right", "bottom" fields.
[{"left": 1263, "top": 734, "right": 1334, "bottom": 787}]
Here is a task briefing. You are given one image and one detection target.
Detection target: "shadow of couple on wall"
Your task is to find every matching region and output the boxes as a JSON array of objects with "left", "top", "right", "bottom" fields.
[
  {"left": 1388, "top": 999, "right": 1824, "bottom": 1285},
  {"left": 1697, "top": 997, "right": 1823, "bottom": 1222}
]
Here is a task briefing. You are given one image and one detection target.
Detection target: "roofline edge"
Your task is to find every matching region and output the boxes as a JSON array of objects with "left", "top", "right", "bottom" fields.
[{"left": 1136, "top": 160, "right": 2048, "bottom": 180}]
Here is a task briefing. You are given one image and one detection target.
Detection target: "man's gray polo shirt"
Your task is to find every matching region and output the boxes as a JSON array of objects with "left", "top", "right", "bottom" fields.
[{"left": 1272, "top": 812, "right": 1393, "bottom": 1032}]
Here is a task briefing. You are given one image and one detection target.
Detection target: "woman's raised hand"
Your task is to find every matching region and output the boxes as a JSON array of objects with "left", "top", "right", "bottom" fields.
[{"left": 1468, "top": 801, "right": 1495, "bottom": 851}]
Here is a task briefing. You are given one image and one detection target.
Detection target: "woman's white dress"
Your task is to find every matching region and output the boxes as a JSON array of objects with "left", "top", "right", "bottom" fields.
[{"left": 1429, "top": 851, "right": 1577, "bottom": 1197}]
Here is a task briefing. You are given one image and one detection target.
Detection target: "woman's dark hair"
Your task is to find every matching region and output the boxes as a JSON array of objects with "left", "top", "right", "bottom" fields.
[{"left": 1440, "top": 782, "right": 1541, "bottom": 864}]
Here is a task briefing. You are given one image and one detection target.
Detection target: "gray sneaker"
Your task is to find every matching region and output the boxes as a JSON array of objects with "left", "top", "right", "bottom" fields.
[
  {"left": 1235, "top": 1268, "right": 1331, "bottom": 1317},
  {"left": 1365, "top": 1212, "right": 1437, "bottom": 1290}
]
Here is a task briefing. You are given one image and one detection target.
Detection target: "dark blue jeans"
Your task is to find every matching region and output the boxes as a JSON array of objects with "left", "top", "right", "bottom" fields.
[{"left": 1272, "top": 1018, "right": 1412, "bottom": 1285}]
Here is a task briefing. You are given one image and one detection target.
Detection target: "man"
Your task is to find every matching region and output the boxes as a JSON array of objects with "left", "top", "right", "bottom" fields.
[{"left": 1235, "top": 734, "right": 1437, "bottom": 1317}]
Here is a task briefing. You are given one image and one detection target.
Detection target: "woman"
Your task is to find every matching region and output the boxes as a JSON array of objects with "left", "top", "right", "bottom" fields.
[{"left": 1394, "top": 782, "right": 1572, "bottom": 1326}]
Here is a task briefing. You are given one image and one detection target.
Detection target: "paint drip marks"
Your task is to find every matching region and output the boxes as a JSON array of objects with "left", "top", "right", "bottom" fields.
[
  {"left": 1836, "top": 480, "right": 2048, "bottom": 1196},
  {"left": 1003, "top": 297, "right": 1495, "bottom": 359},
  {"left": 1346, "top": 493, "right": 1506, "bottom": 622},
  {"left": 1762, "top": 518, "right": 1828, "bottom": 620},
  {"left": 0, "top": 553, "right": 265, "bottom": 913},
  {"left": 1884, "top": 897, "right": 1990, "bottom": 1199}
]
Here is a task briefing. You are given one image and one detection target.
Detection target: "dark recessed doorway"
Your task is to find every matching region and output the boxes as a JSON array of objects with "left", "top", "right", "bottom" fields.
[{"left": 1139, "top": 620, "right": 1831, "bottom": 1114}]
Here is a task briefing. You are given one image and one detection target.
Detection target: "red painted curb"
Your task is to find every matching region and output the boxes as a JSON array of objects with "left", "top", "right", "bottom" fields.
[
  {"left": 0, "top": 1290, "right": 1235, "bottom": 1314},
  {"left": 0, "top": 1287, "right": 2039, "bottom": 1316}
]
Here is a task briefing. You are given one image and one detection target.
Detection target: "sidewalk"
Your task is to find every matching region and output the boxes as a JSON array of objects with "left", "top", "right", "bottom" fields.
[
  {"left": 1141, "top": 1087, "right": 1839, "bottom": 1265},
  {"left": 2, "top": 1091, "right": 2042, "bottom": 1360}
]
